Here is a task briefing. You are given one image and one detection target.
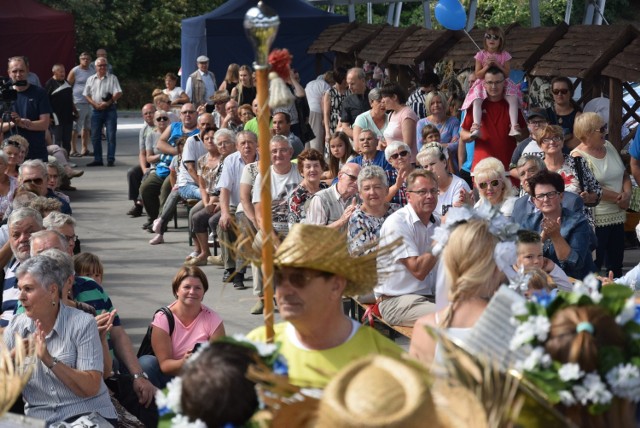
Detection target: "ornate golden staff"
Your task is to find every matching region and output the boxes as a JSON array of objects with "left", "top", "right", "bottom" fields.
[{"left": 244, "top": 2, "right": 279, "bottom": 342}]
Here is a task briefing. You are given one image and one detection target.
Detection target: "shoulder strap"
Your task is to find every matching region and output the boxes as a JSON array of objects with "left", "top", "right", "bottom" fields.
[{"left": 156, "top": 307, "right": 175, "bottom": 336}]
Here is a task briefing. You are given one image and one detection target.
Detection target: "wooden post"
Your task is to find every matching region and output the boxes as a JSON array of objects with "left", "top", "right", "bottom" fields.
[{"left": 609, "top": 77, "right": 623, "bottom": 152}]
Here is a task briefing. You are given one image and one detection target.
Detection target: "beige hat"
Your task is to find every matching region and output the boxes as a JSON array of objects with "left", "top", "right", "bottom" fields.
[
  {"left": 316, "top": 355, "right": 487, "bottom": 428},
  {"left": 196, "top": 55, "right": 209, "bottom": 63}
]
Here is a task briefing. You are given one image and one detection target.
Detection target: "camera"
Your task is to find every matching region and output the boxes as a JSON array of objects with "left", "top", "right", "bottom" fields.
[{"left": 0, "top": 77, "right": 17, "bottom": 102}]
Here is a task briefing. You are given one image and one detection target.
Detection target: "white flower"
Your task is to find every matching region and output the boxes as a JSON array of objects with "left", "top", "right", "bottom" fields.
[
  {"left": 494, "top": 241, "right": 517, "bottom": 275},
  {"left": 574, "top": 274, "right": 603, "bottom": 303},
  {"left": 516, "top": 347, "right": 551, "bottom": 371},
  {"left": 511, "top": 300, "right": 529, "bottom": 317},
  {"left": 165, "top": 376, "right": 183, "bottom": 413},
  {"left": 171, "top": 414, "right": 207, "bottom": 428},
  {"left": 615, "top": 298, "right": 637, "bottom": 326},
  {"left": 559, "top": 390, "right": 577, "bottom": 406},
  {"left": 606, "top": 364, "right": 640, "bottom": 402},
  {"left": 558, "top": 363, "right": 584, "bottom": 382},
  {"left": 572, "top": 373, "right": 612, "bottom": 406},
  {"left": 155, "top": 389, "right": 169, "bottom": 411},
  {"left": 510, "top": 315, "right": 550, "bottom": 350}
]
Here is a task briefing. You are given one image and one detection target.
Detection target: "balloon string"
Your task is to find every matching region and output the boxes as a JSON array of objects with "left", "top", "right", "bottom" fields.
[{"left": 464, "top": 30, "right": 483, "bottom": 51}]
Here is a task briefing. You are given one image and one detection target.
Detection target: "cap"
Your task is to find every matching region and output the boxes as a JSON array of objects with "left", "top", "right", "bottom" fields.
[
  {"left": 527, "top": 108, "right": 548, "bottom": 122},
  {"left": 196, "top": 55, "right": 209, "bottom": 63}
]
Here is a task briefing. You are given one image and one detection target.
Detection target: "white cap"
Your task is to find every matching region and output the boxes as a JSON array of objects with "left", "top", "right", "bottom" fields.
[{"left": 196, "top": 55, "right": 209, "bottom": 63}]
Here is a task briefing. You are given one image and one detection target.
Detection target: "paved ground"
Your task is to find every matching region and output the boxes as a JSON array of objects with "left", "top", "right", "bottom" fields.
[{"left": 71, "top": 112, "right": 640, "bottom": 349}]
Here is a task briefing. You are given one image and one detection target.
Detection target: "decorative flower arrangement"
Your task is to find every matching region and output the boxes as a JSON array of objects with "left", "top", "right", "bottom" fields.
[
  {"left": 509, "top": 277, "right": 640, "bottom": 415},
  {"left": 155, "top": 335, "right": 288, "bottom": 428}
]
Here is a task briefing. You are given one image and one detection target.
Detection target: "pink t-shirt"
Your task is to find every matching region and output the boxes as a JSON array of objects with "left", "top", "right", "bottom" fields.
[
  {"left": 152, "top": 303, "right": 223, "bottom": 359},
  {"left": 383, "top": 106, "right": 419, "bottom": 161}
]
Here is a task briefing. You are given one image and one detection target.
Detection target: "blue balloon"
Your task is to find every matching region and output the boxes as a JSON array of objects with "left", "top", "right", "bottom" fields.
[{"left": 435, "top": 0, "right": 467, "bottom": 31}]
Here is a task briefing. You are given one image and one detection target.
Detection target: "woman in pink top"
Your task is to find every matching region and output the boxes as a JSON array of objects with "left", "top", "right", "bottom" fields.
[
  {"left": 140, "top": 266, "right": 226, "bottom": 388},
  {"left": 380, "top": 83, "right": 418, "bottom": 163}
]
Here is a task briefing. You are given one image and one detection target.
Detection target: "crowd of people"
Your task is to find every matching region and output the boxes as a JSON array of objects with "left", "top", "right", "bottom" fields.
[{"left": 1, "top": 25, "right": 640, "bottom": 427}]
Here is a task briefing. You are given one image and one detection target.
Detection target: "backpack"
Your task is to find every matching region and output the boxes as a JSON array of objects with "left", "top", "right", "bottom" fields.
[{"left": 136, "top": 307, "right": 174, "bottom": 358}]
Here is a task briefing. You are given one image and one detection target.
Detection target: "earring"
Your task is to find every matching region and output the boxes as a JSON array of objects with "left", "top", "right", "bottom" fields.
[{"left": 51, "top": 300, "right": 56, "bottom": 306}]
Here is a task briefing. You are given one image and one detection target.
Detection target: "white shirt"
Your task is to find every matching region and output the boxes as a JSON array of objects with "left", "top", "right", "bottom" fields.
[
  {"left": 304, "top": 77, "right": 331, "bottom": 113},
  {"left": 185, "top": 70, "right": 217, "bottom": 103},
  {"left": 375, "top": 204, "right": 440, "bottom": 297},
  {"left": 177, "top": 134, "right": 206, "bottom": 187},
  {"left": 252, "top": 164, "right": 303, "bottom": 233},
  {"left": 216, "top": 151, "right": 250, "bottom": 207}
]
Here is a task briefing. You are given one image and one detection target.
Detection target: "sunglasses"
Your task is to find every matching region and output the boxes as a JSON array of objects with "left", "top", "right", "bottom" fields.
[
  {"left": 552, "top": 88, "right": 569, "bottom": 95},
  {"left": 2, "top": 140, "right": 21, "bottom": 148},
  {"left": 478, "top": 179, "right": 501, "bottom": 190},
  {"left": 156, "top": 116, "right": 169, "bottom": 122},
  {"left": 541, "top": 136, "right": 563, "bottom": 144},
  {"left": 389, "top": 150, "right": 409, "bottom": 160},
  {"left": 484, "top": 33, "right": 500, "bottom": 40},
  {"left": 274, "top": 269, "right": 329, "bottom": 289},
  {"left": 342, "top": 172, "right": 358, "bottom": 181},
  {"left": 595, "top": 125, "right": 607, "bottom": 134},
  {"left": 23, "top": 177, "right": 44, "bottom": 185}
]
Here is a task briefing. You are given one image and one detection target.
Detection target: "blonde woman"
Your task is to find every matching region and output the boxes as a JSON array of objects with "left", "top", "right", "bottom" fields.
[
  {"left": 473, "top": 156, "right": 517, "bottom": 217},
  {"left": 409, "top": 219, "right": 503, "bottom": 366}
]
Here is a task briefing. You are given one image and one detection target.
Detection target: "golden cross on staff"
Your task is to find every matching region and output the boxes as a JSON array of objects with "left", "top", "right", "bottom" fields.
[{"left": 244, "top": 1, "right": 279, "bottom": 343}]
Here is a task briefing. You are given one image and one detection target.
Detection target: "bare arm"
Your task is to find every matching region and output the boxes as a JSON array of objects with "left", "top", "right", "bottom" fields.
[
  {"left": 67, "top": 69, "right": 76, "bottom": 86},
  {"left": 156, "top": 126, "right": 177, "bottom": 155},
  {"left": 409, "top": 313, "right": 438, "bottom": 366},
  {"left": 323, "top": 91, "right": 332, "bottom": 139},
  {"left": 219, "top": 188, "right": 232, "bottom": 230},
  {"left": 240, "top": 183, "right": 257, "bottom": 229},
  {"left": 630, "top": 157, "right": 640, "bottom": 187},
  {"left": 185, "top": 161, "right": 199, "bottom": 183},
  {"left": 399, "top": 253, "right": 437, "bottom": 281},
  {"left": 151, "top": 325, "right": 187, "bottom": 376},
  {"left": 172, "top": 92, "right": 189, "bottom": 105},
  {"left": 110, "top": 326, "right": 156, "bottom": 407}
]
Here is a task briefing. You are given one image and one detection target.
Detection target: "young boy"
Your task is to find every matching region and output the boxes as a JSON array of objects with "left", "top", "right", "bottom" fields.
[{"left": 505, "top": 230, "right": 572, "bottom": 292}]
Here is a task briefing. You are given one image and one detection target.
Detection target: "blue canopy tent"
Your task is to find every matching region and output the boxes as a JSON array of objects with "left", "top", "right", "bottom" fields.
[{"left": 180, "top": 0, "right": 347, "bottom": 89}]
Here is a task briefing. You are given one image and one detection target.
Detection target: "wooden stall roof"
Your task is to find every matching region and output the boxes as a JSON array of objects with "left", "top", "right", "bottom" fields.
[
  {"left": 601, "top": 30, "right": 640, "bottom": 82},
  {"left": 507, "top": 23, "right": 569, "bottom": 71},
  {"left": 439, "top": 28, "right": 496, "bottom": 71},
  {"left": 530, "top": 25, "right": 637, "bottom": 81},
  {"left": 387, "top": 28, "right": 458, "bottom": 67},
  {"left": 358, "top": 25, "right": 419, "bottom": 64},
  {"left": 307, "top": 22, "right": 357, "bottom": 54},
  {"left": 330, "top": 23, "right": 385, "bottom": 54}
]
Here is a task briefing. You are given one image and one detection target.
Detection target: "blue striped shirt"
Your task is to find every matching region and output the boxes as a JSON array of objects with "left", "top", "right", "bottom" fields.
[
  {"left": 0, "top": 258, "right": 20, "bottom": 327},
  {"left": 3, "top": 304, "right": 116, "bottom": 424}
]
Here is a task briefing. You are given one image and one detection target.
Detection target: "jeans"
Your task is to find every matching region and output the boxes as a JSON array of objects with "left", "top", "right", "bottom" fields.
[
  {"left": 91, "top": 105, "right": 118, "bottom": 163},
  {"left": 178, "top": 182, "right": 201, "bottom": 200},
  {"left": 138, "top": 355, "right": 172, "bottom": 389}
]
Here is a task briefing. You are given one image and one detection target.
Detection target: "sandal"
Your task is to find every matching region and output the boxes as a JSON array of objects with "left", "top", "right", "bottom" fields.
[
  {"left": 70, "top": 152, "right": 82, "bottom": 157},
  {"left": 80, "top": 150, "right": 94, "bottom": 157},
  {"left": 185, "top": 251, "right": 199, "bottom": 262},
  {"left": 184, "top": 257, "right": 207, "bottom": 266}
]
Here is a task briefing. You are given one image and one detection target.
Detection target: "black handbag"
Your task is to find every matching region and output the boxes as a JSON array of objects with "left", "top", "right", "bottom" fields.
[{"left": 136, "top": 307, "right": 174, "bottom": 357}]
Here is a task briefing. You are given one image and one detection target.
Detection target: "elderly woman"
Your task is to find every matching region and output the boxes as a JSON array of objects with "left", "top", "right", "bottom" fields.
[
  {"left": 472, "top": 156, "right": 517, "bottom": 217},
  {"left": 521, "top": 170, "right": 596, "bottom": 279},
  {"left": 572, "top": 112, "right": 630, "bottom": 278},
  {"left": 546, "top": 76, "right": 582, "bottom": 150},
  {"left": 139, "top": 266, "right": 226, "bottom": 389},
  {"left": 0, "top": 149, "right": 17, "bottom": 220},
  {"left": 417, "top": 143, "right": 469, "bottom": 218},
  {"left": 153, "top": 93, "right": 179, "bottom": 122},
  {"left": 385, "top": 141, "right": 415, "bottom": 206},
  {"left": 535, "top": 123, "right": 601, "bottom": 226},
  {"left": 380, "top": 83, "right": 418, "bottom": 162},
  {"left": 3, "top": 135, "right": 25, "bottom": 178},
  {"left": 347, "top": 165, "right": 398, "bottom": 255},
  {"left": 352, "top": 88, "right": 388, "bottom": 152},
  {"left": 288, "top": 148, "right": 327, "bottom": 226},
  {"left": 163, "top": 72, "right": 189, "bottom": 106},
  {"left": 415, "top": 91, "right": 460, "bottom": 154},
  {"left": 3, "top": 255, "right": 117, "bottom": 425}
]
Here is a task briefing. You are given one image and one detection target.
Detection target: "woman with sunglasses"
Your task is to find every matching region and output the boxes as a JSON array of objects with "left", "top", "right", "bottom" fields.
[
  {"left": 535, "top": 124, "right": 601, "bottom": 227},
  {"left": 384, "top": 141, "right": 414, "bottom": 206},
  {"left": 472, "top": 156, "right": 517, "bottom": 217},
  {"left": 546, "top": 76, "right": 582, "bottom": 150},
  {"left": 571, "top": 112, "right": 631, "bottom": 278},
  {"left": 521, "top": 169, "right": 596, "bottom": 280}
]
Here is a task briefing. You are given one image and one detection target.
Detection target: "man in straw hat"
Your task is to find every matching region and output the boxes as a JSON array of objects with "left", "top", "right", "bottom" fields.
[{"left": 247, "top": 223, "right": 401, "bottom": 388}]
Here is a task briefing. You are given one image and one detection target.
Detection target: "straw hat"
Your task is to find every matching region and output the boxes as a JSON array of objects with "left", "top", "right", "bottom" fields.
[
  {"left": 316, "top": 355, "right": 487, "bottom": 428},
  {"left": 274, "top": 224, "right": 384, "bottom": 296}
]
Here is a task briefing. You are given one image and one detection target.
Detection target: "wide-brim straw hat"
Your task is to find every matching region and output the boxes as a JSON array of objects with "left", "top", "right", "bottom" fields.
[
  {"left": 274, "top": 224, "right": 392, "bottom": 297},
  {"left": 316, "top": 355, "right": 487, "bottom": 428}
]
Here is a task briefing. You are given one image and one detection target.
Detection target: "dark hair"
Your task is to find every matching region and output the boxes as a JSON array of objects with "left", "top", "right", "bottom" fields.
[
  {"left": 333, "top": 67, "right": 348, "bottom": 85},
  {"left": 164, "top": 72, "right": 178, "bottom": 82},
  {"left": 551, "top": 76, "right": 574, "bottom": 97},
  {"left": 527, "top": 169, "right": 564, "bottom": 196},
  {"left": 328, "top": 131, "right": 355, "bottom": 178},
  {"left": 171, "top": 266, "right": 209, "bottom": 296},
  {"left": 273, "top": 111, "right": 291, "bottom": 124},
  {"left": 181, "top": 341, "right": 259, "bottom": 427},
  {"left": 421, "top": 124, "right": 441, "bottom": 141},
  {"left": 202, "top": 126, "right": 218, "bottom": 136},
  {"left": 379, "top": 82, "right": 408, "bottom": 104},
  {"left": 485, "top": 65, "right": 505, "bottom": 78},
  {"left": 516, "top": 229, "right": 541, "bottom": 245},
  {"left": 419, "top": 71, "right": 440, "bottom": 88},
  {"left": 296, "top": 148, "right": 326, "bottom": 175}
]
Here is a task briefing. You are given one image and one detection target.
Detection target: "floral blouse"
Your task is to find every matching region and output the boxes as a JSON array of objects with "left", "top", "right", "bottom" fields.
[
  {"left": 287, "top": 182, "right": 328, "bottom": 227},
  {"left": 347, "top": 204, "right": 399, "bottom": 254},
  {"left": 197, "top": 153, "right": 222, "bottom": 195}
]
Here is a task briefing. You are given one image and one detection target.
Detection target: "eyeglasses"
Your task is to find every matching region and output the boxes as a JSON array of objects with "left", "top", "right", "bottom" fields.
[
  {"left": 484, "top": 80, "right": 505, "bottom": 87},
  {"left": 342, "top": 172, "right": 358, "bottom": 181},
  {"left": 274, "top": 269, "right": 329, "bottom": 289},
  {"left": 407, "top": 188, "right": 439, "bottom": 197},
  {"left": 478, "top": 179, "right": 501, "bottom": 190},
  {"left": 528, "top": 120, "right": 547, "bottom": 127},
  {"left": 552, "top": 88, "right": 569, "bottom": 95},
  {"left": 2, "top": 140, "right": 21, "bottom": 148},
  {"left": 389, "top": 150, "right": 409, "bottom": 160},
  {"left": 22, "top": 178, "right": 44, "bottom": 185},
  {"left": 181, "top": 110, "right": 195, "bottom": 115},
  {"left": 541, "top": 136, "right": 563, "bottom": 144},
  {"left": 534, "top": 191, "right": 561, "bottom": 201},
  {"left": 215, "top": 141, "right": 234, "bottom": 147},
  {"left": 156, "top": 117, "right": 169, "bottom": 122},
  {"left": 595, "top": 125, "right": 607, "bottom": 134},
  {"left": 65, "top": 234, "right": 78, "bottom": 243},
  {"left": 484, "top": 33, "right": 501, "bottom": 40}
]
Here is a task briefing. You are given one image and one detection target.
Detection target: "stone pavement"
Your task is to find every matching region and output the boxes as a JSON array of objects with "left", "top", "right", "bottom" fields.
[{"left": 69, "top": 112, "right": 640, "bottom": 348}]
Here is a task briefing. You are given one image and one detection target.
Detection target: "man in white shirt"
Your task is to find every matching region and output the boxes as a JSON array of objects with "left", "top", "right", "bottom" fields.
[
  {"left": 375, "top": 170, "right": 440, "bottom": 326},
  {"left": 304, "top": 72, "right": 332, "bottom": 153},
  {"left": 185, "top": 55, "right": 217, "bottom": 108}
]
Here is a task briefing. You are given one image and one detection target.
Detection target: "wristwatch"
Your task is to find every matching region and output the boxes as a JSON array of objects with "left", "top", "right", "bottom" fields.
[
  {"left": 132, "top": 372, "right": 149, "bottom": 380},
  {"left": 48, "top": 357, "right": 59, "bottom": 369}
]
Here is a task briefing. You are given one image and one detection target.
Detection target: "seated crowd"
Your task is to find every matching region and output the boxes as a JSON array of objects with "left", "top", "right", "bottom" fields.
[{"left": 2, "top": 49, "right": 639, "bottom": 428}]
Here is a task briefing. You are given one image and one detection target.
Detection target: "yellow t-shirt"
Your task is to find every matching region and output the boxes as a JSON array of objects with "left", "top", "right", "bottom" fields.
[{"left": 247, "top": 321, "right": 402, "bottom": 388}]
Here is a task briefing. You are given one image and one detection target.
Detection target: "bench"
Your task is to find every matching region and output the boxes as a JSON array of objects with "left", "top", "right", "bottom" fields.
[{"left": 349, "top": 298, "right": 413, "bottom": 340}]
